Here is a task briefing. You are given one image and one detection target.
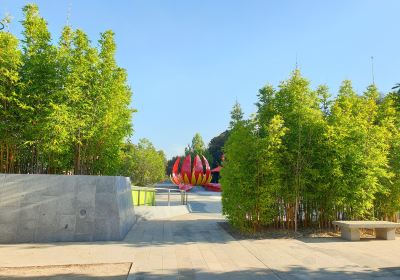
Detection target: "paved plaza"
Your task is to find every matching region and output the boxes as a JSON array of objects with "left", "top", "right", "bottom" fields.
[{"left": 0, "top": 191, "right": 400, "bottom": 279}]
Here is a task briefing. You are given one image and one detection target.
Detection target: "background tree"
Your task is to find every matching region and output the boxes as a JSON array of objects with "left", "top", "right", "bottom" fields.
[
  {"left": 229, "top": 101, "right": 244, "bottom": 128},
  {"left": 0, "top": 4, "right": 134, "bottom": 176},
  {"left": 374, "top": 88, "right": 400, "bottom": 220},
  {"left": 271, "top": 70, "right": 326, "bottom": 231},
  {"left": 207, "top": 130, "right": 229, "bottom": 168},
  {"left": 190, "top": 133, "right": 206, "bottom": 155},
  {"left": 121, "top": 139, "right": 167, "bottom": 186},
  {"left": 222, "top": 70, "right": 400, "bottom": 232},
  {"left": 327, "top": 82, "right": 391, "bottom": 219},
  {"left": 87, "top": 30, "right": 134, "bottom": 175},
  {"left": 316, "top": 84, "right": 331, "bottom": 116},
  {"left": 184, "top": 132, "right": 212, "bottom": 163},
  {"left": 167, "top": 130, "right": 229, "bottom": 176},
  {"left": 0, "top": 20, "right": 23, "bottom": 173},
  {"left": 19, "top": 4, "right": 58, "bottom": 173},
  {"left": 166, "top": 155, "right": 182, "bottom": 176},
  {"left": 221, "top": 103, "right": 287, "bottom": 231},
  {"left": 221, "top": 112, "right": 257, "bottom": 230}
]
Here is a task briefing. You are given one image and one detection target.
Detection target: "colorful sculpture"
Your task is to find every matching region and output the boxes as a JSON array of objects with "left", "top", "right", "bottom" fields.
[{"left": 170, "top": 154, "right": 221, "bottom": 191}]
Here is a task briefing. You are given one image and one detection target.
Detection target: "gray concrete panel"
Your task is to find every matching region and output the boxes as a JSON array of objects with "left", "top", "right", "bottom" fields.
[{"left": 0, "top": 174, "right": 135, "bottom": 243}]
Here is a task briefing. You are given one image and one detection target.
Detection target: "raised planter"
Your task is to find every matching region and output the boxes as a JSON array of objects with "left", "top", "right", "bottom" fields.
[{"left": 0, "top": 173, "right": 135, "bottom": 243}]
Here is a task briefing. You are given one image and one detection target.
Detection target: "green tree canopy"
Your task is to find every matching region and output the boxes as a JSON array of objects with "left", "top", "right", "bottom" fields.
[
  {"left": 121, "top": 139, "right": 166, "bottom": 186},
  {"left": 0, "top": 24, "right": 23, "bottom": 173},
  {"left": 222, "top": 71, "right": 400, "bottom": 232},
  {"left": 0, "top": 4, "right": 134, "bottom": 176},
  {"left": 229, "top": 101, "right": 244, "bottom": 128},
  {"left": 191, "top": 133, "right": 206, "bottom": 155}
]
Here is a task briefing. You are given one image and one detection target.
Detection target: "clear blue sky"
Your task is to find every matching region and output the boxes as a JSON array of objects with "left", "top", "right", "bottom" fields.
[{"left": 2, "top": 1, "right": 399, "bottom": 158}]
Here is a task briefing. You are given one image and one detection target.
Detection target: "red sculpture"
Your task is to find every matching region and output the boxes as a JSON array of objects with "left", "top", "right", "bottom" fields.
[{"left": 170, "top": 154, "right": 221, "bottom": 191}]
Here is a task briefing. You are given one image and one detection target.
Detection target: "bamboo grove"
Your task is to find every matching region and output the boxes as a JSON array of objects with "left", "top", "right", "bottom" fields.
[
  {"left": 221, "top": 70, "right": 400, "bottom": 231},
  {"left": 0, "top": 5, "right": 134, "bottom": 175}
]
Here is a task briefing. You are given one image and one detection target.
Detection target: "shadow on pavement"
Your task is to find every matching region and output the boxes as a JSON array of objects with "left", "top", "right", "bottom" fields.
[
  {"left": 2, "top": 266, "right": 400, "bottom": 279},
  {"left": 135, "top": 266, "right": 400, "bottom": 280}
]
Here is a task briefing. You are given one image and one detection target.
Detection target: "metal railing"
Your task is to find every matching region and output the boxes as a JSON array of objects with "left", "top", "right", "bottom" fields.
[{"left": 132, "top": 187, "right": 188, "bottom": 206}]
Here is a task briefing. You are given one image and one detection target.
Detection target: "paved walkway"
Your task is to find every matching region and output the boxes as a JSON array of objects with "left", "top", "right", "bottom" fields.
[{"left": 1, "top": 192, "right": 400, "bottom": 279}]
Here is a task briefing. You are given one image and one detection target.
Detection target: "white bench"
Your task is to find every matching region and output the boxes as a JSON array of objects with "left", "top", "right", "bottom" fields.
[{"left": 332, "top": 221, "right": 400, "bottom": 241}]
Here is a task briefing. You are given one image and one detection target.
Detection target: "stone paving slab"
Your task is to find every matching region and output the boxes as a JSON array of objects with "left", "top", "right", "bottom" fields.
[{"left": 134, "top": 205, "right": 189, "bottom": 221}]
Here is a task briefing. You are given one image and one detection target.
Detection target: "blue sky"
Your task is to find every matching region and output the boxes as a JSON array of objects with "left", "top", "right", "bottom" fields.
[{"left": 2, "top": 1, "right": 399, "bottom": 158}]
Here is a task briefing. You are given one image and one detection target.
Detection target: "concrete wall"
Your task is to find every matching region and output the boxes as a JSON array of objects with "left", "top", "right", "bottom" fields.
[{"left": 0, "top": 174, "right": 135, "bottom": 243}]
